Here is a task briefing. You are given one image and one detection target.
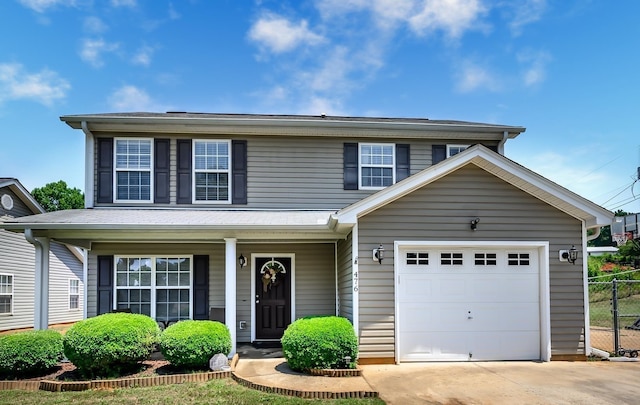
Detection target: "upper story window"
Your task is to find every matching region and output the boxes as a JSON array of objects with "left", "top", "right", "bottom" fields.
[
  {"left": 193, "top": 140, "right": 231, "bottom": 203},
  {"left": 114, "top": 138, "right": 153, "bottom": 202},
  {"left": 0, "top": 274, "right": 13, "bottom": 315},
  {"left": 359, "top": 143, "right": 395, "bottom": 189},
  {"left": 447, "top": 145, "right": 469, "bottom": 158}
]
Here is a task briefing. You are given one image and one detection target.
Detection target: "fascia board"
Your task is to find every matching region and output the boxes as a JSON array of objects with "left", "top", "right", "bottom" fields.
[{"left": 0, "top": 179, "right": 45, "bottom": 214}]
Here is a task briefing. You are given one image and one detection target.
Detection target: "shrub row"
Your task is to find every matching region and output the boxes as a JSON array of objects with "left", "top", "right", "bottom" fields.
[{"left": 0, "top": 314, "right": 232, "bottom": 379}]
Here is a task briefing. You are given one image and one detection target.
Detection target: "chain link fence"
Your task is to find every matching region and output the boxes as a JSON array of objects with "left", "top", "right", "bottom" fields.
[{"left": 589, "top": 279, "right": 640, "bottom": 356}]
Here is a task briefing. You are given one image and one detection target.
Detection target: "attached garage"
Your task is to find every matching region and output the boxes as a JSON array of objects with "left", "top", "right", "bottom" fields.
[{"left": 396, "top": 242, "right": 550, "bottom": 362}]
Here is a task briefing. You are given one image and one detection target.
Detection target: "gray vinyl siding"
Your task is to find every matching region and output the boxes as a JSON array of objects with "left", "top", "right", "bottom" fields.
[
  {"left": 356, "top": 163, "right": 584, "bottom": 359},
  {"left": 92, "top": 134, "right": 498, "bottom": 209},
  {"left": 337, "top": 232, "right": 353, "bottom": 322},
  {"left": 0, "top": 188, "right": 32, "bottom": 218},
  {"left": 0, "top": 231, "right": 83, "bottom": 331},
  {"left": 88, "top": 242, "right": 337, "bottom": 343}
]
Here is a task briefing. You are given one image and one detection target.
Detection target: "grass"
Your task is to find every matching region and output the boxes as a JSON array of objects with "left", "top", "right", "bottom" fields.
[
  {"left": 590, "top": 293, "right": 640, "bottom": 328},
  {"left": 0, "top": 379, "right": 385, "bottom": 405}
]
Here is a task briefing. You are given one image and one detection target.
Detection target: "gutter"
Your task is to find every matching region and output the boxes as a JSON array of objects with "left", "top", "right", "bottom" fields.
[{"left": 497, "top": 130, "right": 509, "bottom": 154}]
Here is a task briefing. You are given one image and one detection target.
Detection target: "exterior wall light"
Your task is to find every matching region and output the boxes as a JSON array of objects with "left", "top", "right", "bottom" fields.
[
  {"left": 238, "top": 254, "right": 247, "bottom": 269},
  {"left": 470, "top": 217, "right": 480, "bottom": 231},
  {"left": 373, "top": 244, "right": 384, "bottom": 264},
  {"left": 559, "top": 245, "right": 579, "bottom": 265}
]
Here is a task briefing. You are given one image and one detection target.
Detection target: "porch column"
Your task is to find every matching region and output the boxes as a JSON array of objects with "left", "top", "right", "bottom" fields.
[
  {"left": 25, "top": 229, "right": 50, "bottom": 330},
  {"left": 224, "top": 238, "right": 237, "bottom": 356}
]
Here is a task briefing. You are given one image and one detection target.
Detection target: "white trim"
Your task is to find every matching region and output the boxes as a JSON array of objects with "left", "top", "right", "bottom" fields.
[
  {"left": 394, "top": 240, "right": 551, "bottom": 363},
  {"left": 112, "top": 255, "right": 194, "bottom": 321},
  {"left": 337, "top": 145, "right": 612, "bottom": 228},
  {"left": 1, "top": 194, "right": 13, "bottom": 210},
  {"left": 351, "top": 225, "right": 360, "bottom": 340},
  {"left": 113, "top": 138, "right": 154, "bottom": 203},
  {"left": 358, "top": 142, "right": 396, "bottom": 190},
  {"left": 250, "top": 253, "right": 295, "bottom": 342},
  {"left": 582, "top": 221, "right": 591, "bottom": 356},
  {"left": 334, "top": 242, "right": 339, "bottom": 316},
  {"left": 0, "top": 273, "right": 14, "bottom": 315},
  {"left": 192, "top": 139, "right": 232, "bottom": 204},
  {"left": 68, "top": 278, "right": 80, "bottom": 311},
  {"left": 224, "top": 238, "right": 237, "bottom": 356},
  {"left": 82, "top": 121, "right": 95, "bottom": 208}
]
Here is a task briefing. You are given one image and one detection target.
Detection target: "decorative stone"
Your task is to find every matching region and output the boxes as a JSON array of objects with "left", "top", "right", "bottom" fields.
[{"left": 209, "top": 353, "right": 229, "bottom": 371}]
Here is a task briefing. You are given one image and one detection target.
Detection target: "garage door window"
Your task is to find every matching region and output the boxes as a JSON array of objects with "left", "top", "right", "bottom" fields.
[
  {"left": 406, "top": 252, "right": 429, "bottom": 266},
  {"left": 440, "top": 252, "right": 463, "bottom": 265},
  {"left": 474, "top": 253, "right": 497, "bottom": 266},
  {"left": 508, "top": 253, "right": 530, "bottom": 266}
]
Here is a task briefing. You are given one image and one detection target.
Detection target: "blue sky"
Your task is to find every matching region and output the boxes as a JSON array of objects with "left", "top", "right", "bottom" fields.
[{"left": 1, "top": 0, "right": 638, "bottom": 213}]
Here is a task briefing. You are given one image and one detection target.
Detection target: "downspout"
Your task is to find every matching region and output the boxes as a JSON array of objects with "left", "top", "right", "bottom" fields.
[
  {"left": 25, "top": 229, "right": 49, "bottom": 330},
  {"left": 497, "top": 131, "right": 509, "bottom": 155},
  {"left": 81, "top": 121, "right": 95, "bottom": 208}
]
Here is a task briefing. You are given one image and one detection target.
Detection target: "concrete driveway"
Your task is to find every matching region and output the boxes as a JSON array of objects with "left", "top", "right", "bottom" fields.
[{"left": 361, "top": 360, "right": 640, "bottom": 404}]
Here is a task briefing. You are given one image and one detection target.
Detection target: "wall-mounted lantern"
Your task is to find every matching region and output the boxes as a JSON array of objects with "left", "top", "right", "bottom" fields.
[
  {"left": 238, "top": 254, "right": 247, "bottom": 269},
  {"left": 559, "top": 245, "right": 579, "bottom": 265},
  {"left": 470, "top": 217, "right": 480, "bottom": 231},
  {"left": 373, "top": 244, "right": 384, "bottom": 264}
]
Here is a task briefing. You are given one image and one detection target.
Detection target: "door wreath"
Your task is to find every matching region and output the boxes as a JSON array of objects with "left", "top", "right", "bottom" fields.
[{"left": 260, "top": 260, "right": 286, "bottom": 292}]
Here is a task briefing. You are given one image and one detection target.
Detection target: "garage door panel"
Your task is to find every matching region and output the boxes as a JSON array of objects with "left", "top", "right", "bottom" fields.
[{"left": 398, "top": 246, "right": 541, "bottom": 362}]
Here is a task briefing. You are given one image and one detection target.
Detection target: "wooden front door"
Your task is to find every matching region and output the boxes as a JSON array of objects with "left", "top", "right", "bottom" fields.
[{"left": 255, "top": 256, "right": 291, "bottom": 340}]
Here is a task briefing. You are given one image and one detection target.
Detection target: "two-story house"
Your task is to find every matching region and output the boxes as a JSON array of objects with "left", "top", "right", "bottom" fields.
[{"left": 0, "top": 113, "right": 612, "bottom": 363}]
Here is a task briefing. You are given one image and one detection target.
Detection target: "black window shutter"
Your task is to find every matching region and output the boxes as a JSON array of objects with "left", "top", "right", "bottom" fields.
[
  {"left": 97, "top": 255, "right": 114, "bottom": 315},
  {"left": 97, "top": 138, "right": 113, "bottom": 203},
  {"left": 176, "top": 139, "right": 192, "bottom": 204},
  {"left": 154, "top": 139, "right": 170, "bottom": 203},
  {"left": 343, "top": 143, "right": 358, "bottom": 190},
  {"left": 193, "top": 255, "right": 209, "bottom": 320},
  {"left": 396, "top": 144, "right": 410, "bottom": 182},
  {"left": 432, "top": 144, "right": 446, "bottom": 165},
  {"left": 232, "top": 140, "right": 247, "bottom": 205}
]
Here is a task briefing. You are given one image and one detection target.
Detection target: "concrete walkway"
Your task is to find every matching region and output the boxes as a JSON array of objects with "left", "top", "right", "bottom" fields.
[{"left": 234, "top": 356, "right": 640, "bottom": 404}]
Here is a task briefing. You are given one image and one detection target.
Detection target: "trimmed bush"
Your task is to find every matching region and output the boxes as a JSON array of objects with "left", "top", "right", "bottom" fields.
[
  {"left": 0, "top": 330, "right": 63, "bottom": 379},
  {"left": 159, "top": 320, "right": 231, "bottom": 369},
  {"left": 281, "top": 316, "right": 358, "bottom": 372},
  {"left": 63, "top": 313, "right": 160, "bottom": 378}
]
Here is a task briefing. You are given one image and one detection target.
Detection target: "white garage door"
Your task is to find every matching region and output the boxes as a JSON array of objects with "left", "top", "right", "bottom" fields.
[{"left": 398, "top": 246, "right": 541, "bottom": 361}]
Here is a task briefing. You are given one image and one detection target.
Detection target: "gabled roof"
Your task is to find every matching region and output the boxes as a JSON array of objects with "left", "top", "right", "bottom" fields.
[
  {"left": 0, "top": 178, "right": 45, "bottom": 215},
  {"left": 60, "top": 112, "right": 525, "bottom": 140},
  {"left": 334, "top": 145, "right": 613, "bottom": 229}
]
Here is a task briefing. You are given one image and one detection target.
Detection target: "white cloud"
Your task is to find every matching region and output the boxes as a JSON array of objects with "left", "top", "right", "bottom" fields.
[
  {"left": 108, "top": 85, "right": 164, "bottom": 111},
  {"left": 168, "top": 2, "right": 180, "bottom": 20},
  {"left": 518, "top": 50, "right": 551, "bottom": 87},
  {"left": 0, "top": 63, "right": 70, "bottom": 106},
  {"left": 132, "top": 45, "right": 154, "bottom": 66},
  {"left": 18, "top": 0, "right": 75, "bottom": 13},
  {"left": 248, "top": 13, "right": 324, "bottom": 54},
  {"left": 409, "top": 0, "right": 488, "bottom": 38},
  {"left": 80, "top": 38, "right": 119, "bottom": 67},
  {"left": 506, "top": 0, "right": 546, "bottom": 36},
  {"left": 110, "top": 0, "right": 136, "bottom": 7},
  {"left": 83, "top": 16, "right": 108, "bottom": 34},
  {"left": 454, "top": 60, "right": 501, "bottom": 92}
]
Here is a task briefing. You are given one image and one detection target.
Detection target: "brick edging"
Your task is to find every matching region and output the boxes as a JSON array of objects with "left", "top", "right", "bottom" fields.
[{"left": 231, "top": 373, "right": 378, "bottom": 399}]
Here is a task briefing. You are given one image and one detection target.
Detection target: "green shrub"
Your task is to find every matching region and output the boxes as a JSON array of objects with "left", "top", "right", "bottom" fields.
[
  {"left": 63, "top": 313, "right": 160, "bottom": 378},
  {"left": 281, "top": 316, "right": 358, "bottom": 372},
  {"left": 0, "top": 330, "right": 63, "bottom": 379},
  {"left": 159, "top": 320, "right": 231, "bottom": 369}
]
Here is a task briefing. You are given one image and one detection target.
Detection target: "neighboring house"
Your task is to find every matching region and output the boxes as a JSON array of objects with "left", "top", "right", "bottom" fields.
[
  {"left": 0, "top": 113, "right": 612, "bottom": 363},
  {"left": 0, "top": 178, "right": 84, "bottom": 332}
]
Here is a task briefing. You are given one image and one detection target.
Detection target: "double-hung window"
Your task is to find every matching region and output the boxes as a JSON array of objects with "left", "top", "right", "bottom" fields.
[
  {"left": 0, "top": 274, "right": 13, "bottom": 315},
  {"left": 447, "top": 145, "right": 469, "bottom": 157},
  {"left": 193, "top": 140, "right": 231, "bottom": 203},
  {"left": 115, "top": 256, "right": 192, "bottom": 321},
  {"left": 359, "top": 143, "right": 395, "bottom": 189},
  {"left": 115, "top": 138, "right": 152, "bottom": 202},
  {"left": 69, "top": 279, "right": 80, "bottom": 310}
]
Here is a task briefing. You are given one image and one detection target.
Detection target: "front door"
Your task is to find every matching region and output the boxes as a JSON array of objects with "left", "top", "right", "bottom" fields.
[{"left": 255, "top": 256, "right": 291, "bottom": 340}]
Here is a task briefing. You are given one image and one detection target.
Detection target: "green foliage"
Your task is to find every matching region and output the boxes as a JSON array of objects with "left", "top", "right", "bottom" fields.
[
  {"left": 281, "top": 316, "right": 358, "bottom": 372},
  {"left": 159, "top": 320, "right": 231, "bottom": 369},
  {"left": 63, "top": 313, "right": 160, "bottom": 378},
  {"left": 0, "top": 330, "right": 63, "bottom": 379},
  {"left": 31, "top": 180, "right": 84, "bottom": 212}
]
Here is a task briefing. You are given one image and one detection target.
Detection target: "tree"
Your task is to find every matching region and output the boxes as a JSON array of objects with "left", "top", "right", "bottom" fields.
[{"left": 31, "top": 181, "right": 84, "bottom": 212}]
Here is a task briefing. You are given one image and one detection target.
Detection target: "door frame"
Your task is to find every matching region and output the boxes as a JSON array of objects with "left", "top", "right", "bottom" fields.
[
  {"left": 250, "top": 253, "right": 296, "bottom": 342},
  {"left": 393, "top": 241, "right": 550, "bottom": 363}
]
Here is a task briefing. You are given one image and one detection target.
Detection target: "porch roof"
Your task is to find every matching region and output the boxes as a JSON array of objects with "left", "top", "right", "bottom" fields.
[{"left": 0, "top": 209, "right": 344, "bottom": 248}]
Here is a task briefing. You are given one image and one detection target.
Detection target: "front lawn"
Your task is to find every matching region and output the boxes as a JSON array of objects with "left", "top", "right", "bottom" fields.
[{"left": 0, "top": 379, "right": 385, "bottom": 405}]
